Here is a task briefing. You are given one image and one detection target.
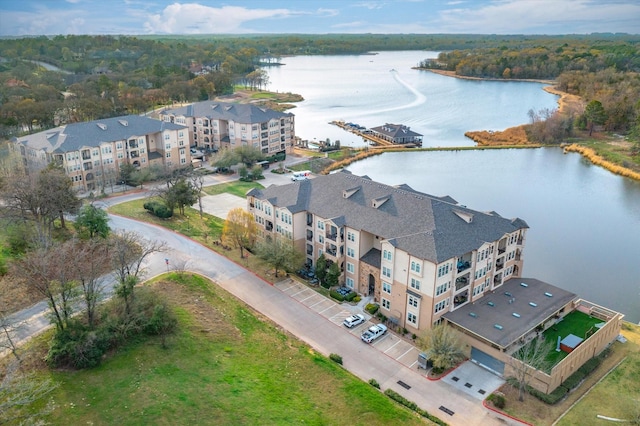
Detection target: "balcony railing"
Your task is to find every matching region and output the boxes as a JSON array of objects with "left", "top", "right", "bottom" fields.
[
  {"left": 457, "top": 260, "right": 471, "bottom": 273},
  {"left": 455, "top": 277, "right": 469, "bottom": 291},
  {"left": 326, "top": 233, "right": 337, "bottom": 242}
]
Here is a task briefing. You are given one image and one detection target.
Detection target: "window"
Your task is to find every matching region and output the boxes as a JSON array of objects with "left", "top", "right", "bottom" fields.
[
  {"left": 164, "top": 133, "right": 170, "bottom": 140},
  {"left": 347, "top": 262, "right": 354, "bottom": 273},
  {"left": 346, "top": 277, "right": 354, "bottom": 288},
  {"left": 317, "top": 221, "right": 324, "bottom": 230},
  {"left": 383, "top": 250, "right": 392, "bottom": 261},
  {"left": 410, "top": 278, "right": 420, "bottom": 290},
  {"left": 411, "top": 261, "right": 421, "bottom": 273},
  {"left": 347, "top": 247, "right": 355, "bottom": 258},
  {"left": 382, "top": 282, "right": 391, "bottom": 294},
  {"left": 318, "top": 235, "right": 324, "bottom": 244},
  {"left": 435, "top": 299, "right": 449, "bottom": 313},
  {"left": 347, "top": 231, "right": 355, "bottom": 242},
  {"left": 407, "top": 313, "right": 417, "bottom": 325},
  {"left": 436, "top": 281, "right": 450, "bottom": 296},
  {"left": 382, "top": 266, "right": 391, "bottom": 279},
  {"left": 437, "top": 263, "right": 451, "bottom": 277},
  {"left": 408, "top": 295, "right": 418, "bottom": 307},
  {"left": 382, "top": 298, "right": 390, "bottom": 310}
]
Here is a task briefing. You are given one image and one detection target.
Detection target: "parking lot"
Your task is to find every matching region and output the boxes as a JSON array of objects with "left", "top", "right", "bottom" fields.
[{"left": 275, "top": 278, "right": 423, "bottom": 370}]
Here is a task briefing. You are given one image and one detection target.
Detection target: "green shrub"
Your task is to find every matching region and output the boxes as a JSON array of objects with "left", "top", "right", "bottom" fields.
[
  {"left": 368, "top": 378, "right": 380, "bottom": 389},
  {"left": 487, "top": 393, "right": 506, "bottom": 409},
  {"left": 365, "top": 303, "right": 379, "bottom": 315},
  {"left": 353, "top": 295, "right": 361, "bottom": 303},
  {"left": 344, "top": 291, "right": 357, "bottom": 302},
  {"left": 383, "top": 389, "right": 448, "bottom": 425},
  {"left": 578, "top": 356, "right": 601, "bottom": 375},
  {"left": 562, "top": 369, "right": 586, "bottom": 390},
  {"left": 329, "top": 353, "right": 343, "bottom": 365},
  {"left": 143, "top": 201, "right": 173, "bottom": 218},
  {"left": 46, "top": 320, "right": 111, "bottom": 369},
  {"left": 329, "top": 290, "right": 344, "bottom": 301},
  {"left": 508, "top": 378, "right": 568, "bottom": 405}
]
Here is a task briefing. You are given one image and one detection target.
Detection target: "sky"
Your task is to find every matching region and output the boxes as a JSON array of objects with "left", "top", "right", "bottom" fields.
[{"left": 0, "top": 0, "right": 639, "bottom": 36}]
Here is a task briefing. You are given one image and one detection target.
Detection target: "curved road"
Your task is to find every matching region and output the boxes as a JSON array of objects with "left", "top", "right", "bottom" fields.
[{"left": 4, "top": 170, "right": 514, "bottom": 426}]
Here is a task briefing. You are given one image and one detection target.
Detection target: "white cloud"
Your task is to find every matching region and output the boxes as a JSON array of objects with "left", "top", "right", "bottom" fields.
[
  {"left": 437, "top": 0, "right": 640, "bottom": 34},
  {"left": 144, "top": 3, "right": 295, "bottom": 34}
]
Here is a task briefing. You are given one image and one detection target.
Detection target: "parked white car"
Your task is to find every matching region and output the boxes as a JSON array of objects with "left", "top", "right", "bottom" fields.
[
  {"left": 343, "top": 314, "right": 365, "bottom": 328},
  {"left": 361, "top": 324, "right": 387, "bottom": 343}
]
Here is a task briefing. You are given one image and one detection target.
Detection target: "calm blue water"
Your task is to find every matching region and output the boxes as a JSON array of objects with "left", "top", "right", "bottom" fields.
[
  {"left": 266, "top": 51, "right": 640, "bottom": 323},
  {"left": 266, "top": 51, "right": 559, "bottom": 147}
]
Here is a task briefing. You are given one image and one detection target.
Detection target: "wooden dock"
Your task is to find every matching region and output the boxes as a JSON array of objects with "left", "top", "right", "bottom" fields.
[{"left": 330, "top": 121, "right": 416, "bottom": 149}]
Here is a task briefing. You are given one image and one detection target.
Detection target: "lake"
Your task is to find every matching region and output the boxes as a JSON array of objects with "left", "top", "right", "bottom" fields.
[{"left": 265, "top": 51, "right": 640, "bottom": 323}]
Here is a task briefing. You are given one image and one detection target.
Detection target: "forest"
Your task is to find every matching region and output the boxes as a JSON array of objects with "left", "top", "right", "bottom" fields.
[{"left": 0, "top": 33, "right": 638, "bottom": 140}]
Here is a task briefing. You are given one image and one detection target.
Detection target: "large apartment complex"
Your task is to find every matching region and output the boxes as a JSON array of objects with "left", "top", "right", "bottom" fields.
[
  {"left": 248, "top": 170, "right": 528, "bottom": 331},
  {"left": 247, "top": 170, "right": 623, "bottom": 394},
  {"left": 160, "top": 101, "right": 295, "bottom": 155},
  {"left": 12, "top": 115, "right": 189, "bottom": 192}
]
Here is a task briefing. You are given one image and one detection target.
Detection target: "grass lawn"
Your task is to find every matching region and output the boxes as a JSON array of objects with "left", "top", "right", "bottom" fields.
[
  {"left": 556, "top": 322, "right": 640, "bottom": 425},
  {"left": 500, "top": 322, "right": 640, "bottom": 426},
  {"left": 201, "top": 180, "right": 264, "bottom": 197},
  {"left": 541, "top": 311, "right": 605, "bottom": 368},
  {"left": 34, "top": 274, "right": 426, "bottom": 426}
]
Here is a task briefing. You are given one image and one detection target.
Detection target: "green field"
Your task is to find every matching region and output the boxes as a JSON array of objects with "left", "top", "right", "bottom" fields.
[{"left": 35, "top": 274, "right": 425, "bottom": 426}]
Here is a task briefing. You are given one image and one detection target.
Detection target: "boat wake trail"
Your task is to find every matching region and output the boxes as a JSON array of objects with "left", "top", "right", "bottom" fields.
[{"left": 361, "top": 70, "right": 427, "bottom": 117}]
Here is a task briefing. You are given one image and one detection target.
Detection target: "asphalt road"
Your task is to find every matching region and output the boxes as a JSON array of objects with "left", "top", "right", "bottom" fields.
[{"left": 2, "top": 159, "right": 517, "bottom": 426}]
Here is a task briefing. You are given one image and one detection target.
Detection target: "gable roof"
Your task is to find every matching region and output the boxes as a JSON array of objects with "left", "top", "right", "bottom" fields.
[
  {"left": 162, "top": 100, "right": 293, "bottom": 123},
  {"left": 13, "top": 115, "right": 186, "bottom": 153},
  {"left": 370, "top": 123, "right": 423, "bottom": 138},
  {"left": 248, "top": 170, "right": 528, "bottom": 263}
]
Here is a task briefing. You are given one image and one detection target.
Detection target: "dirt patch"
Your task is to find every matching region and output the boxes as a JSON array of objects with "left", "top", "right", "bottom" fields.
[{"left": 150, "top": 279, "right": 239, "bottom": 339}]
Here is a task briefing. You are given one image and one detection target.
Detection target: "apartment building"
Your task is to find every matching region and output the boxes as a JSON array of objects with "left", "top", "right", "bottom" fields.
[
  {"left": 247, "top": 170, "right": 528, "bottom": 333},
  {"left": 159, "top": 101, "right": 295, "bottom": 155},
  {"left": 12, "top": 115, "right": 189, "bottom": 192}
]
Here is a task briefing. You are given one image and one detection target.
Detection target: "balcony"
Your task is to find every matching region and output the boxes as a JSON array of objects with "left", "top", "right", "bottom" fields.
[
  {"left": 266, "top": 220, "right": 273, "bottom": 232},
  {"left": 455, "top": 275, "right": 469, "bottom": 291},
  {"left": 306, "top": 231, "right": 313, "bottom": 241},
  {"left": 454, "top": 290, "right": 469, "bottom": 308},
  {"left": 496, "top": 259, "right": 504, "bottom": 271},
  {"left": 325, "top": 233, "right": 337, "bottom": 242},
  {"left": 456, "top": 260, "right": 471, "bottom": 273}
]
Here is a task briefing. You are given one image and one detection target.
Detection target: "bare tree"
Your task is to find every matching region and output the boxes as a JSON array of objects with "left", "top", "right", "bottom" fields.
[
  {"left": 109, "top": 230, "right": 166, "bottom": 315},
  {"left": 13, "top": 241, "right": 79, "bottom": 331},
  {"left": 171, "top": 258, "right": 190, "bottom": 278},
  {"left": 0, "top": 312, "right": 23, "bottom": 361},
  {"left": 509, "top": 337, "right": 554, "bottom": 401},
  {"left": 190, "top": 172, "right": 206, "bottom": 219},
  {"left": 71, "top": 239, "right": 110, "bottom": 328},
  {"left": 0, "top": 361, "right": 58, "bottom": 425},
  {"left": 255, "top": 236, "right": 304, "bottom": 278},
  {"left": 0, "top": 165, "right": 81, "bottom": 248}
]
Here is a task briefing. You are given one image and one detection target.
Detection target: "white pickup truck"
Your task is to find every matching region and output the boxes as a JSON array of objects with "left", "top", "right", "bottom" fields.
[{"left": 361, "top": 324, "right": 388, "bottom": 343}]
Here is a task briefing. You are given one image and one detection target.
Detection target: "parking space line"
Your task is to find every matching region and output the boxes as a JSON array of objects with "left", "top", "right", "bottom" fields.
[
  {"left": 383, "top": 340, "right": 400, "bottom": 353},
  {"left": 408, "top": 360, "right": 418, "bottom": 369},
  {"left": 300, "top": 294, "right": 319, "bottom": 302},
  {"left": 319, "top": 304, "right": 337, "bottom": 314},
  {"left": 309, "top": 299, "right": 329, "bottom": 308},
  {"left": 277, "top": 283, "right": 296, "bottom": 292},
  {"left": 291, "top": 288, "right": 310, "bottom": 297},
  {"left": 397, "top": 347, "right": 415, "bottom": 360},
  {"left": 329, "top": 311, "right": 349, "bottom": 320}
]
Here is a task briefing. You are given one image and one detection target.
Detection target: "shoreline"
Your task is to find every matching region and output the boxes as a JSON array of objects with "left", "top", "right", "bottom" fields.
[{"left": 420, "top": 69, "right": 580, "bottom": 147}]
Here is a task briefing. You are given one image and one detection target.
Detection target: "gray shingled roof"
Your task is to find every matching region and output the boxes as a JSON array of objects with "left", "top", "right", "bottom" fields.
[
  {"left": 14, "top": 115, "right": 185, "bottom": 153},
  {"left": 370, "top": 123, "right": 423, "bottom": 138},
  {"left": 444, "top": 278, "right": 578, "bottom": 349},
  {"left": 163, "top": 101, "right": 293, "bottom": 122},
  {"left": 249, "top": 170, "right": 529, "bottom": 263}
]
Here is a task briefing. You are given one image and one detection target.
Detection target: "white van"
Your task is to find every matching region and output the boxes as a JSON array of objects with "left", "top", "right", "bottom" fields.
[{"left": 291, "top": 170, "right": 311, "bottom": 181}]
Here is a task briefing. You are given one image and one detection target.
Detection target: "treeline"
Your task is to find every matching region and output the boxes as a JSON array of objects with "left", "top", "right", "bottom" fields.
[
  {"left": 418, "top": 36, "right": 640, "bottom": 79},
  {"left": 1, "top": 33, "right": 639, "bottom": 138}
]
